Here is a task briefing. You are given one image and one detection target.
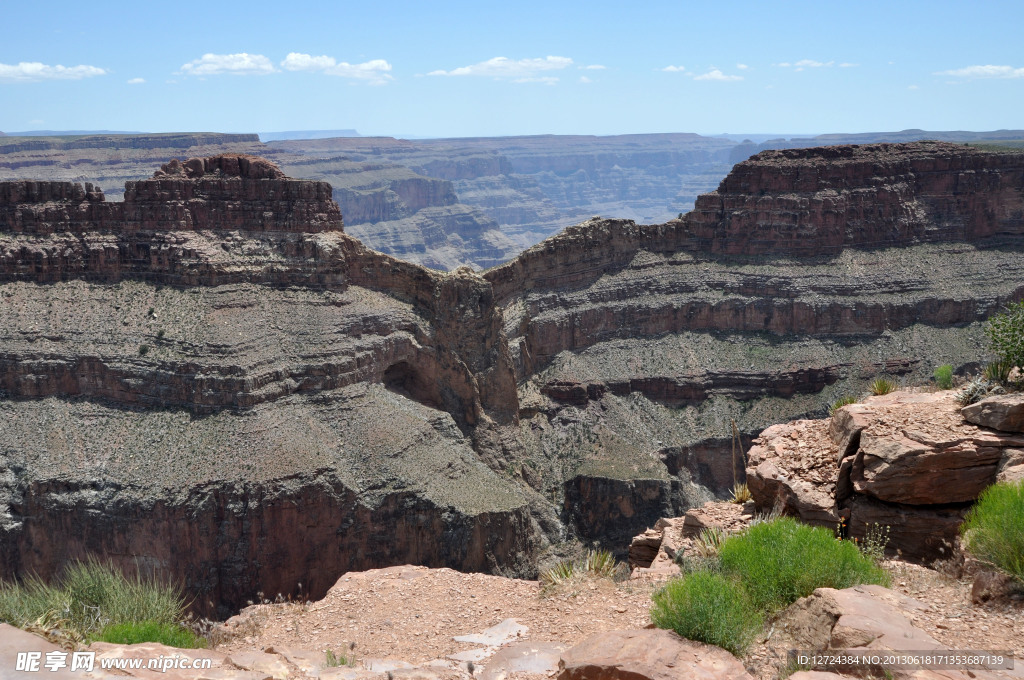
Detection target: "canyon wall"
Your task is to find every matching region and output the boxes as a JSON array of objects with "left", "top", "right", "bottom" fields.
[{"left": 3, "top": 142, "right": 1024, "bottom": 613}]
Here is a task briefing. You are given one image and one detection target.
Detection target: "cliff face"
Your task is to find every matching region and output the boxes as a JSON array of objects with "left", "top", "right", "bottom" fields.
[
  {"left": 3, "top": 142, "right": 1024, "bottom": 615},
  {"left": 487, "top": 142, "right": 1024, "bottom": 547},
  {"left": 0, "top": 154, "right": 534, "bottom": 616}
]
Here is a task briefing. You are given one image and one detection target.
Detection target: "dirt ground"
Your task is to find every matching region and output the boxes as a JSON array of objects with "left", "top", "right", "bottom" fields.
[{"left": 215, "top": 557, "right": 1022, "bottom": 679}]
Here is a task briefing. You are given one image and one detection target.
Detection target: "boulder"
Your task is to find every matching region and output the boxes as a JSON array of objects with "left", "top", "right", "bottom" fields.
[
  {"left": 557, "top": 628, "right": 753, "bottom": 680},
  {"left": 962, "top": 393, "right": 1024, "bottom": 433}
]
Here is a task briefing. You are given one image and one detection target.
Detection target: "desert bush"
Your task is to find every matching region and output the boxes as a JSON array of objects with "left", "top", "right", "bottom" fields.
[
  {"left": 0, "top": 558, "right": 187, "bottom": 641},
  {"left": 869, "top": 377, "right": 897, "bottom": 396},
  {"left": 717, "top": 517, "right": 889, "bottom": 613},
  {"left": 729, "top": 482, "right": 752, "bottom": 504},
  {"left": 828, "top": 395, "right": 857, "bottom": 416},
  {"left": 96, "top": 621, "right": 204, "bottom": 648},
  {"left": 692, "top": 526, "right": 729, "bottom": 558},
  {"left": 933, "top": 364, "right": 954, "bottom": 389},
  {"left": 984, "top": 358, "right": 1015, "bottom": 385},
  {"left": 540, "top": 549, "right": 619, "bottom": 589},
  {"left": 956, "top": 377, "right": 999, "bottom": 406},
  {"left": 986, "top": 300, "right": 1024, "bottom": 372},
  {"left": 961, "top": 481, "right": 1024, "bottom": 583},
  {"left": 650, "top": 571, "right": 762, "bottom": 656}
]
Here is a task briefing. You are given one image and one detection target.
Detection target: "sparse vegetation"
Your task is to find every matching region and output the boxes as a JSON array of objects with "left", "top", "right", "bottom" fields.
[
  {"left": 540, "top": 549, "right": 620, "bottom": 589},
  {"left": 857, "top": 523, "right": 891, "bottom": 564},
  {"left": 956, "top": 377, "right": 999, "bottom": 406},
  {"left": 961, "top": 481, "right": 1024, "bottom": 583},
  {"left": 870, "top": 377, "right": 897, "bottom": 396},
  {"left": 984, "top": 358, "right": 1014, "bottom": 385},
  {"left": 0, "top": 558, "right": 188, "bottom": 643},
  {"left": 716, "top": 517, "right": 889, "bottom": 614},
  {"left": 693, "top": 526, "right": 729, "bottom": 558},
  {"left": 828, "top": 395, "right": 858, "bottom": 416},
  {"left": 729, "top": 482, "right": 752, "bottom": 504},
  {"left": 325, "top": 650, "right": 349, "bottom": 667},
  {"left": 651, "top": 571, "right": 762, "bottom": 656},
  {"left": 933, "top": 364, "right": 954, "bottom": 389},
  {"left": 138, "top": 344, "right": 150, "bottom": 356},
  {"left": 985, "top": 300, "right": 1024, "bottom": 376}
]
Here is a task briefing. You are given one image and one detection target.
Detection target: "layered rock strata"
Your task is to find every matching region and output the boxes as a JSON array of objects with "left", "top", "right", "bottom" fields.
[
  {"left": 3, "top": 142, "right": 1024, "bottom": 612},
  {"left": 0, "top": 154, "right": 532, "bottom": 617},
  {"left": 489, "top": 142, "right": 1024, "bottom": 550}
]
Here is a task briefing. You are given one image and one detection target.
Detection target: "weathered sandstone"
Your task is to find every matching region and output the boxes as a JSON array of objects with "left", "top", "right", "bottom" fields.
[
  {"left": 557, "top": 628, "right": 753, "bottom": 680},
  {"left": 962, "top": 393, "right": 1024, "bottom": 433}
]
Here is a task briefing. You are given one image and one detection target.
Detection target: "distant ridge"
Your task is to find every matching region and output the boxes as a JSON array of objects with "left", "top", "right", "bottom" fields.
[
  {"left": 4, "top": 130, "right": 146, "bottom": 136},
  {"left": 0, "top": 132, "right": 260, "bottom": 154},
  {"left": 259, "top": 129, "right": 361, "bottom": 142}
]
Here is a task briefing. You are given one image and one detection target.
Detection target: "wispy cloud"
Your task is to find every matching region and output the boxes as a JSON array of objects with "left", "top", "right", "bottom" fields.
[
  {"left": 661, "top": 65, "right": 686, "bottom": 72},
  {"left": 935, "top": 64, "right": 1024, "bottom": 80},
  {"left": 180, "top": 53, "right": 276, "bottom": 76},
  {"left": 694, "top": 68, "right": 743, "bottom": 82},
  {"left": 0, "top": 61, "right": 106, "bottom": 82},
  {"left": 579, "top": 75, "right": 592, "bottom": 84},
  {"left": 839, "top": 62, "right": 859, "bottom": 68},
  {"left": 126, "top": 77, "right": 145, "bottom": 85},
  {"left": 281, "top": 53, "right": 393, "bottom": 84},
  {"left": 775, "top": 59, "right": 836, "bottom": 72},
  {"left": 428, "top": 56, "right": 573, "bottom": 80},
  {"left": 736, "top": 63, "right": 749, "bottom": 70},
  {"left": 582, "top": 64, "right": 606, "bottom": 70}
]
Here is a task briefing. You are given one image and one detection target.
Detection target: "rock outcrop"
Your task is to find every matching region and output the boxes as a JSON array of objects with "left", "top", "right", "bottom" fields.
[
  {"left": 557, "top": 629, "right": 753, "bottom": 680},
  {"left": 962, "top": 393, "right": 1024, "bottom": 433},
  {"left": 747, "top": 390, "right": 1024, "bottom": 560}
]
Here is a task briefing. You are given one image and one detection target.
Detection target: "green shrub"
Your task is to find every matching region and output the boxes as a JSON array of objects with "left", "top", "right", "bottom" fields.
[
  {"left": 984, "top": 358, "right": 1014, "bottom": 385},
  {"left": 869, "top": 377, "right": 897, "bottom": 396},
  {"left": 96, "top": 621, "right": 204, "bottom": 648},
  {"left": 933, "top": 364, "right": 954, "bottom": 389},
  {"left": 985, "top": 300, "right": 1024, "bottom": 372},
  {"left": 651, "top": 571, "right": 762, "bottom": 656},
  {"left": 828, "top": 395, "right": 857, "bottom": 416},
  {"left": 717, "top": 517, "right": 889, "bottom": 613},
  {"left": 0, "top": 558, "right": 187, "bottom": 641},
  {"left": 961, "top": 481, "right": 1024, "bottom": 583},
  {"left": 325, "top": 650, "right": 349, "bottom": 667}
]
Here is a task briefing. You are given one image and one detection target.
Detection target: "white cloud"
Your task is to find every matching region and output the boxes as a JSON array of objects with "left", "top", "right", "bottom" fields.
[
  {"left": 126, "top": 77, "right": 145, "bottom": 85},
  {"left": 776, "top": 59, "right": 835, "bottom": 71},
  {"left": 694, "top": 68, "right": 743, "bottom": 82},
  {"left": 662, "top": 65, "right": 686, "bottom": 72},
  {"left": 736, "top": 63, "right": 749, "bottom": 70},
  {"left": 839, "top": 62, "right": 858, "bottom": 68},
  {"left": 0, "top": 61, "right": 106, "bottom": 82},
  {"left": 908, "top": 84, "right": 920, "bottom": 90},
  {"left": 579, "top": 75, "right": 592, "bottom": 83},
  {"left": 180, "top": 53, "right": 276, "bottom": 76},
  {"left": 281, "top": 53, "right": 393, "bottom": 84},
  {"left": 428, "top": 56, "right": 572, "bottom": 79},
  {"left": 582, "top": 64, "right": 606, "bottom": 70},
  {"left": 513, "top": 76, "right": 559, "bottom": 85},
  {"left": 935, "top": 64, "right": 1024, "bottom": 79}
]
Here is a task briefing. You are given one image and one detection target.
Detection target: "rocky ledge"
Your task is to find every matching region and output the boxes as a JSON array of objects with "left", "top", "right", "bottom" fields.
[{"left": 746, "top": 391, "right": 1024, "bottom": 560}]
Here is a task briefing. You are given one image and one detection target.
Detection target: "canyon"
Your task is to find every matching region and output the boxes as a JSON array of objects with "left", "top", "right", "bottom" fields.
[{"left": 1, "top": 141, "right": 1023, "bottom": 618}]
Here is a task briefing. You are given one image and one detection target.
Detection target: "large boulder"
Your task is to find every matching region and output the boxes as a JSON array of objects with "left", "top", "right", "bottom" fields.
[
  {"left": 962, "top": 393, "right": 1024, "bottom": 433},
  {"left": 557, "top": 628, "right": 753, "bottom": 680}
]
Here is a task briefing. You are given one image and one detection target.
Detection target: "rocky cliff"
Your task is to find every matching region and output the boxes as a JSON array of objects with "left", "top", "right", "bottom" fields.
[
  {"left": 485, "top": 142, "right": 1024, "bottom": 549},
  {"left": 3, "top": 142, "right": 1023, "bottom": 617},
  {"left": 0, "top": 154, "right": 533, "bottom": 617}
]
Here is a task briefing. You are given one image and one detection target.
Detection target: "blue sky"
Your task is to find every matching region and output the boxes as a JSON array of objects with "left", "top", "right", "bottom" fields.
[{"left": 1, "top": 0, "right": 1022, "bottom": 138}]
